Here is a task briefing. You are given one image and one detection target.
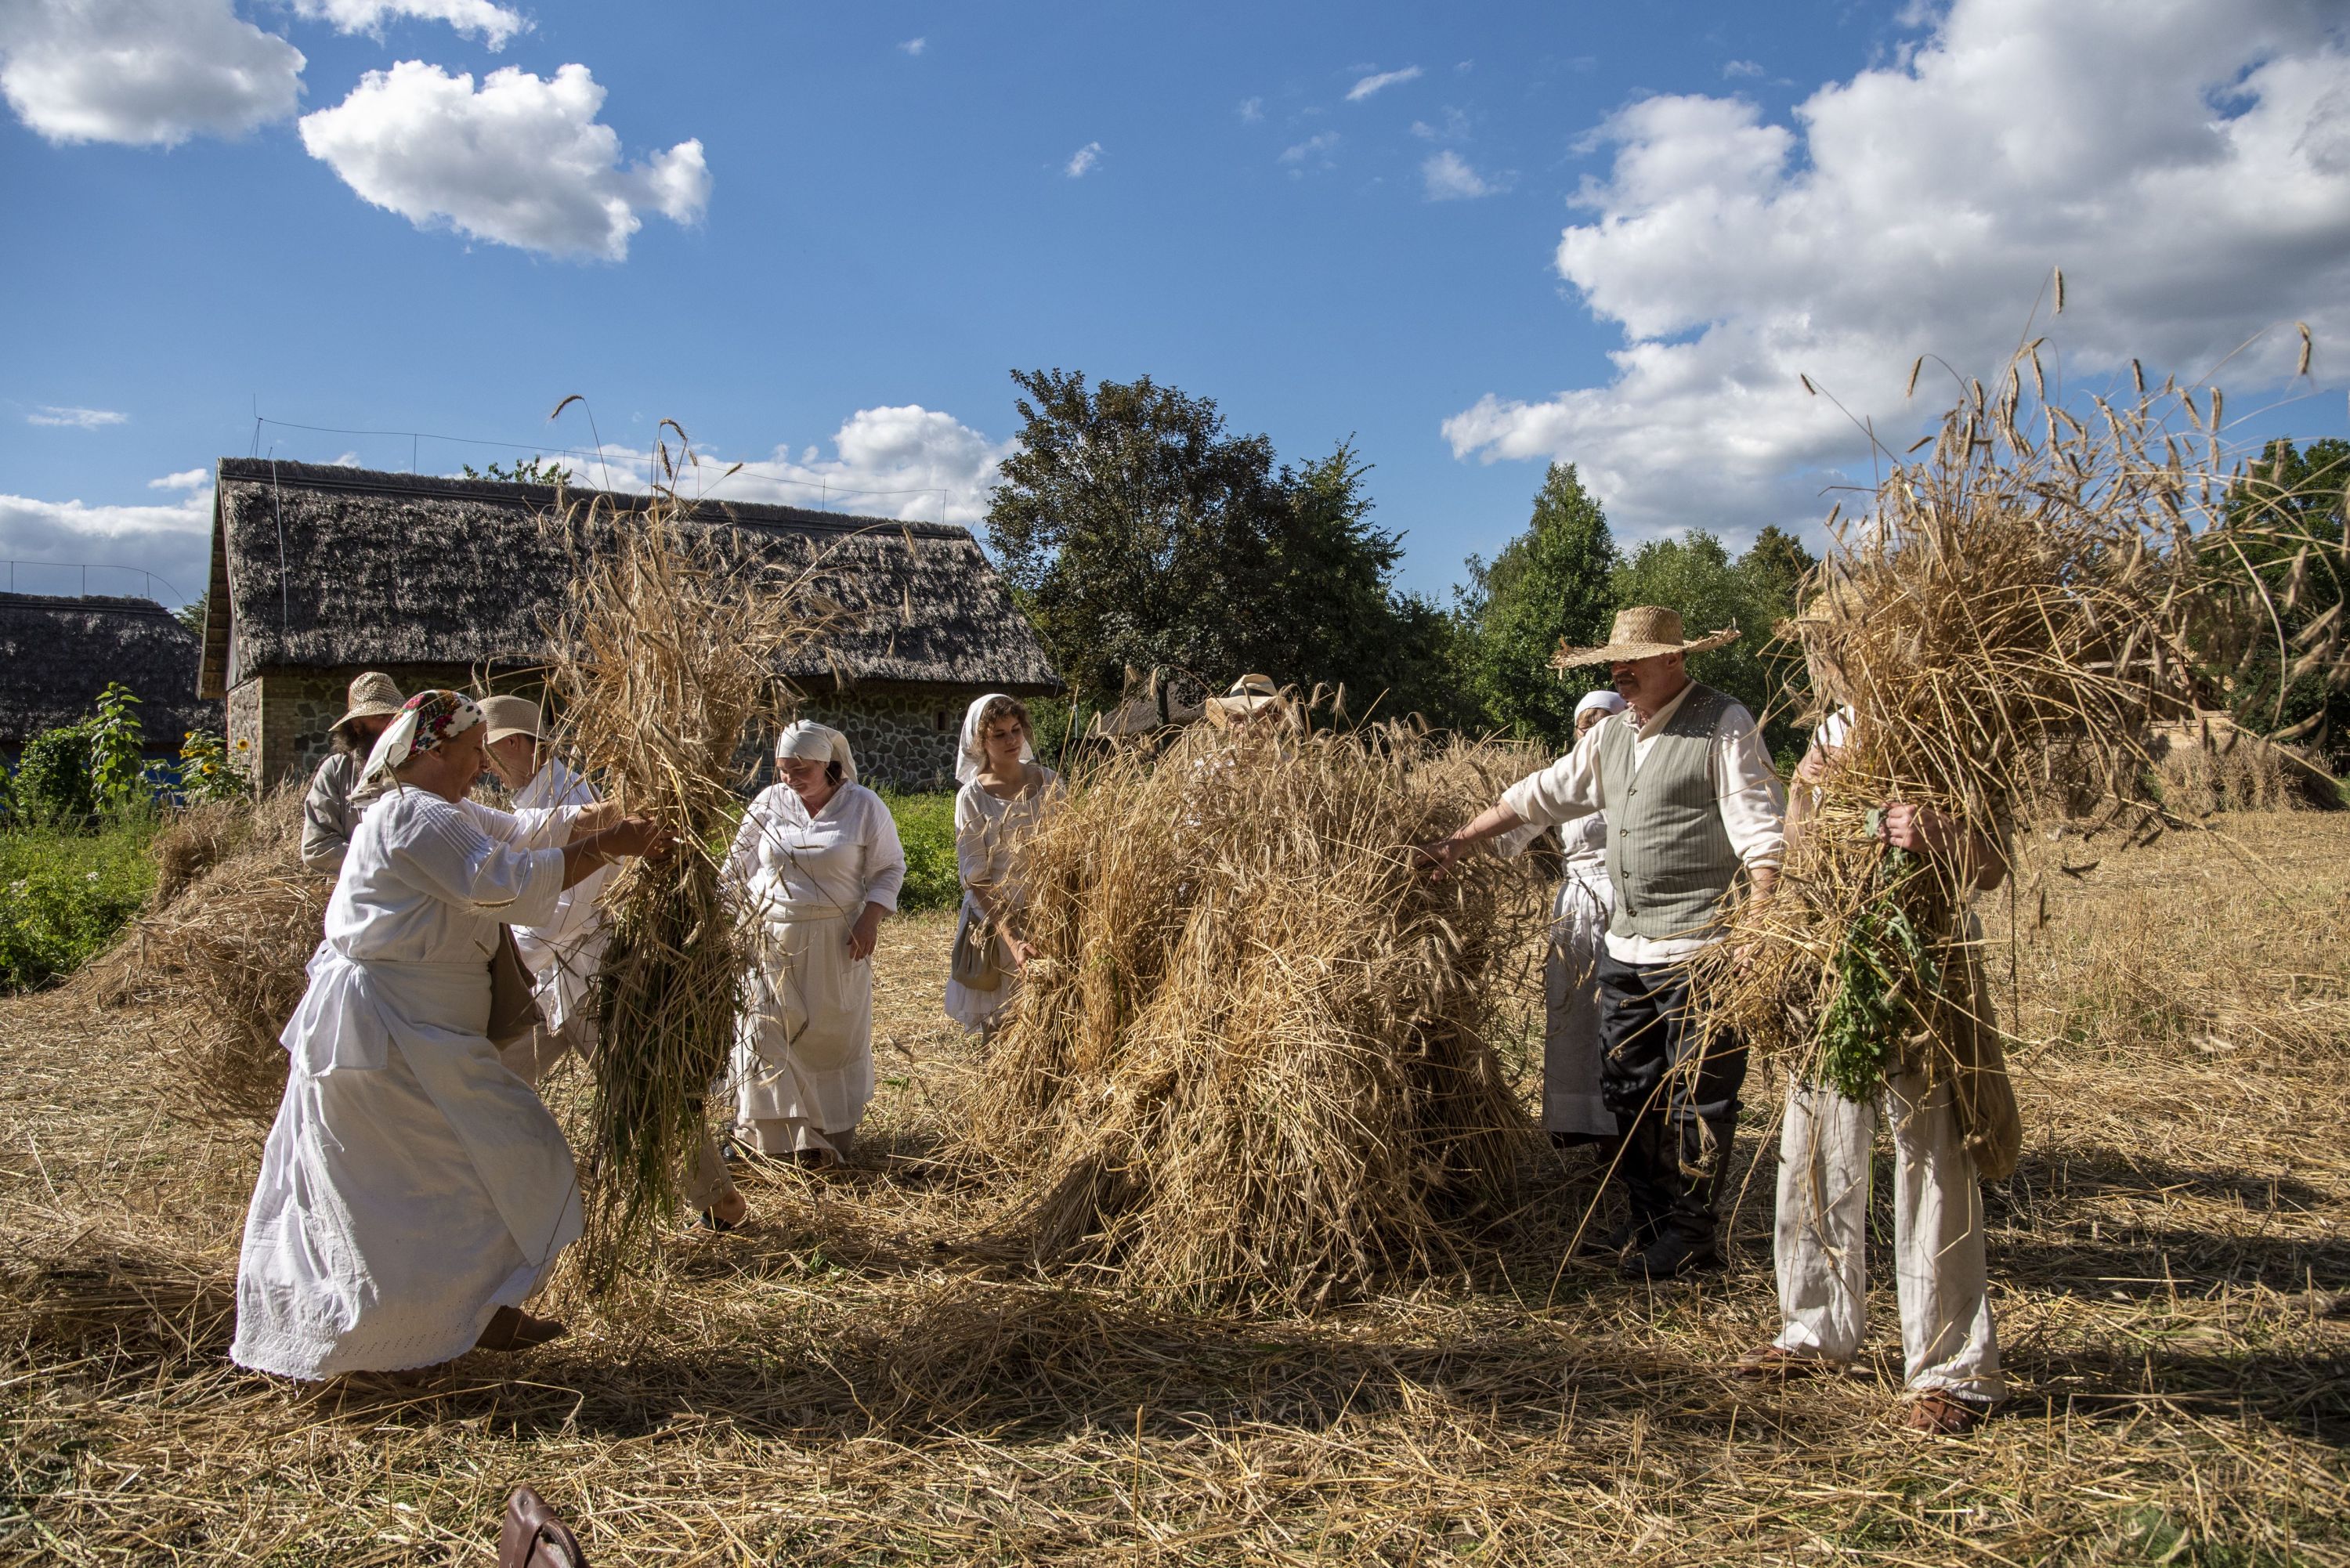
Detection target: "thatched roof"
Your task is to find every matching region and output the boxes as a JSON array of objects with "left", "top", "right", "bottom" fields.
[
  {"left": 199, "top": 459, "right": 1060, "bottom": 699},
  {"left": 0, "top": 592, "right": 220, "bottom": 750}
]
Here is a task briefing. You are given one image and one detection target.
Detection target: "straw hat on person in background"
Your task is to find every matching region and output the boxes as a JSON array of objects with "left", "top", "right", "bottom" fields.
[
  {"left": 329, "top": 672, "right": 407, "bottom": 740},
  {"left": 1549, "top": 607, "right": 1741, "bottom": 670},
  {"left": 1204, "top": 674, "right": 1287, "bottom": 728},
  {"left": 477, "top": 695, "right": 546, "bottom": 746}
]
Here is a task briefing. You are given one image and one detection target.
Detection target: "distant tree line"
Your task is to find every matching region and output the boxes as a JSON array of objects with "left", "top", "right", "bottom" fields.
[{"left": 985, "top": 369, "right": 1819, "bottom": 760}]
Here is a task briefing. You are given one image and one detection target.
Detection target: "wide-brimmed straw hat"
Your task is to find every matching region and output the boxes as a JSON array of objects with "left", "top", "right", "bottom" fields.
[
  {"left": 478, "top": 695, "right": 545, "bottom": 746},
  {"left": 1204, "top": 673, "right": 1285, "bottom": 727},
  {"left": 1550, "top": 606, "right": 1741, "bottom": 670},
  {"left": 329, "top": 671, "right": 406, "bottom": 737}
]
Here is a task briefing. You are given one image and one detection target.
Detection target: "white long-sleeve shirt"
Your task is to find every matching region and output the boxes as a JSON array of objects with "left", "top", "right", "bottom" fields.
[
  {"left": 1499, "top": 680, "right": 1786, "bottom": 964},
  {"left": 725, "top": 782, "right": 907, "bottom": 923}
]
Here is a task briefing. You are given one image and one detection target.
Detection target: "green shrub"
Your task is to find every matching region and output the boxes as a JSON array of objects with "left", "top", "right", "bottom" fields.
[
  {"left": 16, "top": 722, "right": 96, "bottom": 824},
  {"left": 0, "top": 821, "right": 159, "bottom": 992},
  {"left": 880, "top": 789, "right": 960, "bottom": 913},
  {"left": 177, "top": 728, "right": 252, "bottom": 805}
]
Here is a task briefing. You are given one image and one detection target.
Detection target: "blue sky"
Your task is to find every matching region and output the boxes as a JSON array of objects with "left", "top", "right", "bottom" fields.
[{"left": 4, "top": 0, "right": 2348, "bottom": 612}]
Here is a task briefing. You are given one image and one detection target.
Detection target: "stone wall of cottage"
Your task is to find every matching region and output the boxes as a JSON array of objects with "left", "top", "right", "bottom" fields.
[{"left": 246, "top": 668, "right": 1001, "bottom": 794}]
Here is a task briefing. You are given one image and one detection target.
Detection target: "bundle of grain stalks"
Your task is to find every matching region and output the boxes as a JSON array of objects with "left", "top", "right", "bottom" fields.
[
  {"left": 973, "top": 714, "right": 1546, "bottom": 1310},
  {"left": 81, "top": 788, "right": 326, "bottom": 1128},
  {"left": 1704, "top": 332, "right": 2345, "bottom": 1133},
  {"left": 539, "top": 433, "right": 844, "bottom": 1288}
]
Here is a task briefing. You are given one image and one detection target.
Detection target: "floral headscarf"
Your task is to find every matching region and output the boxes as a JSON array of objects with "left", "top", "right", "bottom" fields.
[{"left": 362, "top": 690, "right": 486, "bottom": 785}]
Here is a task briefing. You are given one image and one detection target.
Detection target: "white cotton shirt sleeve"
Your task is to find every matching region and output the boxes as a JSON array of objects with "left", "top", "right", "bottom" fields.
[
  {"left": 395, "top": 797, "right": 566, "bottom": 926},
  {"left": 1500, "top": 717, "right": 1607, "bottom": 829},
  {"left": 860, "top": 789, "right": 907, "bottom": 912},
  {"left": 1711, "top": 701, "right": 1788, "bottom": 872}
]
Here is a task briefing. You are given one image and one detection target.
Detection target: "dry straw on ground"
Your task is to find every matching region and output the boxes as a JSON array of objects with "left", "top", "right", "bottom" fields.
[
  {"left": 971, "top": 714, "right": 1547, "bottom": 1310},
  {"left": 75, "top": 788, "right": 327, "bottom": 1129},
  {"left": 538, "top": 431, "right": 844, "bottom": 1289}
]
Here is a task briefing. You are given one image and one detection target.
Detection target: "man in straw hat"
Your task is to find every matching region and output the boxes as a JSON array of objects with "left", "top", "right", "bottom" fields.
[
  {"left": 299, "top": 672, "right": 406, "bottom": 873},
  {"left": 1423, "top": 606, "right": 1785, "bottom": 1279},
  {"left": 477, "top": 695, "right": 747, "bottom": 1230}
]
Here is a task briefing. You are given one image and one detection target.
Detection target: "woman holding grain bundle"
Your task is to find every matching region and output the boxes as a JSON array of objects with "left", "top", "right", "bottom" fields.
[
  {"left": 232, "top": 692, "right": 671, "bottom": 1379},
  {"left": 726, "top": 721, "right": 906, "bottom": 1167},
  {"left": 945, "top": 694, "right": 1063, "bottom": 1035}
]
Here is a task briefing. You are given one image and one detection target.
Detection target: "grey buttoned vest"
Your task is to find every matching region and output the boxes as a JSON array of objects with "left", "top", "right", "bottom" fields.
[{"left": 1596, "top": 682, "right": 1742, "bottom": 942}]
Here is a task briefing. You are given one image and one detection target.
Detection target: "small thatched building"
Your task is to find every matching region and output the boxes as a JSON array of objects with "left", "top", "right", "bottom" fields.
[
  {"left": 197, "top": 459, "right": 1061, "bottom": 789},
  {"left": 0, "top": 592, "right": 221, "bottom": 765}
]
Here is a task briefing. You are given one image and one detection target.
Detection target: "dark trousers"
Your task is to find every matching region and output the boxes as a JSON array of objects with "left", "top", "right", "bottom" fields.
[{"left": 1596, "top": 952, "right": 1748, "bottom": 1246}]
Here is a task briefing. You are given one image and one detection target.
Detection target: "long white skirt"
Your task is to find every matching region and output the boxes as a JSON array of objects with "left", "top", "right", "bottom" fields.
[
  {"left": 232, "top": 949, "right": 583, "bottom": 1379},
  {"left": 943, "top": 895, "right": 1018, "bottom": 1031},
  {"left": 732, "top": 910, "right": 874, "bottom": 1153},
  {"left": 1546, "top": 865, "right": 1618, "bottom": 1140}
]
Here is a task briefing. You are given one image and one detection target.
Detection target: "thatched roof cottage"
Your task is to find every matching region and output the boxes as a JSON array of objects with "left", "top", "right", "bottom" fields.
[
  {"left": 198, "top": 459, "right": 1060, "bottom": 789},
  {"left": 0, "top": 591, "right": 221, "bottom": 765}
]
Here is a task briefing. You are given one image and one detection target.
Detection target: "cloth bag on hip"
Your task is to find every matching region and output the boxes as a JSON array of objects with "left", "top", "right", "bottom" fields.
[
  {"left": 488, "top": 926, "right": 545, "bottom": 1047},
  {"left": 950, "top": 905, "right": 1005, "bottom": 992},
  {"left": 1939, "top": 944, "right": 2022, "bottom": 1180}
]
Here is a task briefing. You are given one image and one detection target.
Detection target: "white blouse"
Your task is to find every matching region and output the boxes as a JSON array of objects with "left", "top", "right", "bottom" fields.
[
  {"left": 954, "top": 766, "right": 1062, "bottom": 909},
  {"left": 326, "top": 789, "right": 570, "bottom": 966},
  {"left": 726, "top": 782, "right": 907, "bottom": 923}
]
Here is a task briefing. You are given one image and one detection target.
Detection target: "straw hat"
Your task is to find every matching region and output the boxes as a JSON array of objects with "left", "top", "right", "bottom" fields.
[
  {"left": 1204, "top": 673, "right": 1285, "bottom": 727},
  {"left": 478, "top": 695, "right": 545, "bottom": 746},
  {"left": 1549, "top": 607, "right": 1741, "bottom": 670},
  {"left": 329, "top": 671, "right": 406, "bottom": 737}
]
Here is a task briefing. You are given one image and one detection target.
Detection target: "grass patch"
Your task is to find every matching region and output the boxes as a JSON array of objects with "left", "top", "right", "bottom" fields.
[
  {"left": 0, "top": 818, "right": 158, "bottom": 994},
  {"left": 880, "top": 789, "right": 959, "bottom": 914}
]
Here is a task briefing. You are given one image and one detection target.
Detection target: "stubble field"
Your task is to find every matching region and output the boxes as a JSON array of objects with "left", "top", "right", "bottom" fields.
[{"left": 2, "top": 814, "right": 2345, "bottom": 1565}]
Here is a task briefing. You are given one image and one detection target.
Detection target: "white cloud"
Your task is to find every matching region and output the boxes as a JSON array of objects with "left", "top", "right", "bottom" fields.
[
  {"left": 298, "top": 62, "right": 709, "bottom": 261},
  {"left": 1410, "top": 107, "right": 1470, "bottom": 141},
  {"left": 0, "top": 485, "right": 213, "bottom": 607},
  {"left": 1065, "top": 140, "right": 1101, "bottom": 178},
  {"left": 289, "top": 0, "right": 526, "bottom": 48},
  {"left": 28, "top": 406, "right": 127, "bottom": 429},
  {"left": 1722, "top": 59, "right": 1765, "bottom": 78},
  {"left": 898, "top": 36, "right": 925, "bottom": 56},
  {"left": 1423, "top": 149, "right": 1508, "bottom": 200},
  {"left": 1238, "top": 96, "right": 1263, "bottom": 122},
  {"left": 150, "top": 468, "right": 209, "bottom": 490},
  {"left": 0, "top": 0, "right": 303, "bottom": 146},
  {"left": 1346, "top": 65, "right": 1422, "bottom": 102},
  {"left": 1279, "top": 129, "right": 1339, "bottom": 172},
  {"left": 1444, "top": 0, "right": 2350, "bottom": 543}
]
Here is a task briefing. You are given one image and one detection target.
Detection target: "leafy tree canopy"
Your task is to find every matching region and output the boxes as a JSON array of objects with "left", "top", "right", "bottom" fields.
[
  {"left": 2222, "top": 437, "right": 2348, "bottom": 763},
  {"left": 1452, "top": 463, "right": 1618, "bottom": 750},
  {"left": 986, "top": 369, "right": 1443, "bottom": 720}
]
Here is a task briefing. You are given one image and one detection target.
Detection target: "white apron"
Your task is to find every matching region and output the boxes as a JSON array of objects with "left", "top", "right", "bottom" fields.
[
  {"left": 1545, "top": 814, "right": 1618, "bottom": 1140},
  {"left": 733, "top": 898, "right": 875, "bottom": 1136}
]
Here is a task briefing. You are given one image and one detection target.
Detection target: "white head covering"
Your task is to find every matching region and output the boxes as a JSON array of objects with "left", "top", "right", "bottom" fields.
[
  {"left": 1573, "top": 688, "right": 1628, "bottom": 721},
  {"left": 776, "top": 720, "right": 857, "bottom": 785},
  {"left": 362, "top": 690, "right": 486, "bottom": 786},
  {"left": 955, "top": 692, "right": 1034, "bottom": 786}
]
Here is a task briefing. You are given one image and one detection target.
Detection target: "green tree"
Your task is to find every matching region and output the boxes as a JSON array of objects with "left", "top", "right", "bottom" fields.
[
  {"left": 1452, "top": 463, "right": 1619, "bottom": 749},
  {"left": 986, "top": 370, "right": 1446, "bottom": 720},
  {"left": 175, "top": 589, "right": 208, "bottom": 635},
  {"left": 1741, "top": 524, "right": 1818, "bottom": 620},
  {"left": 2222, "top": 437, "right": 2349, "bottom": 766}
]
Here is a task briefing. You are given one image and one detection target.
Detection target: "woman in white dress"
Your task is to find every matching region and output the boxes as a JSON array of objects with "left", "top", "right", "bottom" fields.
[
  {"left": 1497, "top": 688, "right": 1627, "bottom": 1146},
  {"left": 231, "top": 692, "right": 669, "bottom": 1379},
  {"left": 944, "top": 694, "right": 1063, "bottom": 1035},
  {"left": 726, "top": 721, "right": 906, "bottom": 1167}
]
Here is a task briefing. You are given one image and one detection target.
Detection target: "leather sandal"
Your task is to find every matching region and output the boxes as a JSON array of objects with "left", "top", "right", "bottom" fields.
[
  {"left": 475, "top": 1306, "right": 569, "bottom": 1353},
  {"left": 1903, "top": 1389, "right": 1990, "bottom": 1435}
]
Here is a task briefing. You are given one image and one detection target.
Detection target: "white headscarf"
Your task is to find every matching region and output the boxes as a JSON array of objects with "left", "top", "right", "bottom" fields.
[
  {"left": 1574, "top": 688, "right": 1628, "bottom": 721},
  {"left": 361, "top": 690, "right": 486, "bottom": 786},
  {"left": 955, "top": 692, "right": 1034, "bottom": 786},
  {"left": 776, "top": 720, "right": 857, "bottom": 786}
]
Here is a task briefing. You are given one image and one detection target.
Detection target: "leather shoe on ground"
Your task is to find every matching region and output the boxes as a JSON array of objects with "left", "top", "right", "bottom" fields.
[
  {"left": 1903, "top": 1390, "right": 1991, "bottom": 1435},
  {"left": 1574, "top": 1222, "right": 1659, "bottom": 1260},
  {"left": 1620, "top": 1230, "right": 1723, "bottom": 1280}
]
